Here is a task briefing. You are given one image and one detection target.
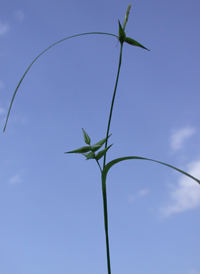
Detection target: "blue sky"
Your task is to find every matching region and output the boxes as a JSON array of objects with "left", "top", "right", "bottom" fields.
[{"left": 0, "top": 0, "right": 200, "bottom": 273}]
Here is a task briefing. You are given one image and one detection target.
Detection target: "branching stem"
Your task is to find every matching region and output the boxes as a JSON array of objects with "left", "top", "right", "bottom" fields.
[{"left": 96, "top": 159, "right": 103, "bottom": 173}]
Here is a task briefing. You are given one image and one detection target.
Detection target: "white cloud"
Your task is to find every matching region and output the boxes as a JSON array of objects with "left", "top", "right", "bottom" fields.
[
  {"left": 9, "top": 173, "right": 22, "bottom": 184},
  {"left": 160, "top": 160, "right": 200, "bottom": 217},
  {"left": 13, "top": 10, "right": 24, "bottom": 22},
  {"left": 128, "top": 188, "right": 149, "bottom": 203},
  {"left": 0, "top": 21, "right": 10, "bottom": 36},
  {"left": 170, "top": 127, "right": 196, "bottom": 151}
]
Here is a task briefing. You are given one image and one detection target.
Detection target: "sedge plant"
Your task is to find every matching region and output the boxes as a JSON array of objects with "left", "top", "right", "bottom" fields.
[{"left": 3, "top": 4, "right": 200, "bottom": 274}]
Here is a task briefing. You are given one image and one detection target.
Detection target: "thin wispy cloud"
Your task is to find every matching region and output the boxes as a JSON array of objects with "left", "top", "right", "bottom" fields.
[
  {"left": 128, "top": 188, "right": 149, "bottom": 203},
  {"left": 13, "top": 10, "right": 24, "bottom": 22},
  {"left": 0, "top": 104, "right": 6, "bottom": 127},
  {"left": 0, "top": 21, "right": 10, "bottom": 36},
  {"left": 0, "top": 106, "right": 5, "bottom": 115},
  {"left": 0, "top": 105, "right": 6, "bottom": 126},
  {"left": 128, "top": 194, "right": 135, "bottom": 203},
  {"left": 138, "top": 188, "right": 149, "bottom": 196},
  {"left": 170, "top": 127, "right": 196, "bottom": 151},
  {"left": 160, "top": 160, "right": 200, "bottom": 217},
  {"left": 9, "top": 173, "right": 23, "bottom": 185}
]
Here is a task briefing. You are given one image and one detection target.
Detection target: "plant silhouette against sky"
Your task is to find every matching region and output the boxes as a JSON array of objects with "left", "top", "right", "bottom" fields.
[{"left": 3, "top": 4, "right": 200, "bottom": 274}]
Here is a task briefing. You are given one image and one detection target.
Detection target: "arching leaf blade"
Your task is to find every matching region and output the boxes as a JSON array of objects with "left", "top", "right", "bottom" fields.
[
  {"left": 3, "top": 32, "right": 118, "bottom": 132},
  {"left": 102, "top": 156, "right": 200, "bottom": 185}
]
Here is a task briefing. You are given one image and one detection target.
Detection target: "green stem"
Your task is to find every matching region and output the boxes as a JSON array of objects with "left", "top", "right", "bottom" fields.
[
  {"left": 102, "top": 177, "right": 111, "bottom": 274},
  {"left": 103, "top": 43, "right": 123, "bottom": 168},
  {"left": 101, "top": 42, "right": 124, "bottom": 274},
  {"left": 96, "top": 159, "right": 103, "bottom": 173}
]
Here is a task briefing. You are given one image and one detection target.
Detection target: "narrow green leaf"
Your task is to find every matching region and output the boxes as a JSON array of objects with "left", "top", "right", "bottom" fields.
[
  {"left": 65, "top": 146, "right": 91, "bottom": 154},
  {"left": 96, "top": 144, "right": 113, "bottom": 161},
  {"left": 91, "top": 144, "right": 102, "bottom": 152},
  {"left": 118, "top": 20, "right": 126, "bottom": 44},
  {"left": 82, "top": 151, "right": 96, "bottom": 160},
  {"left": 82, "top": 128, "right": 91, "bottom": 145},
  {"left": 125, "top": 37, "right": 150, "bottom": 51},
  {"left": 102, "top": 156, "right": 200, "bottom": 185},
  {"left": 3, "top": 32, "right": 118, "bottom": 132},
  {"left": 91, "top": 134, "right": 112, "bottom": 152}
]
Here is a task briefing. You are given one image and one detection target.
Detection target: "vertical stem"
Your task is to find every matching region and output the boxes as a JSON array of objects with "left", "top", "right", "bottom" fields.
[
  {"left": 103, "top": 43, "right": 123, "bottom": 169},
  {"left": 101, "top": 42, "right": 124, "bottom": 274},
  {"left": 102, "top": 178, "right": 112, "bottom": 274}
]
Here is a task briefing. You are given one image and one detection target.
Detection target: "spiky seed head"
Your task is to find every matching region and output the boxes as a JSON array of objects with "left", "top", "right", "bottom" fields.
[{"left": 123, "top": 4, "right": 131, "bottom": 30}]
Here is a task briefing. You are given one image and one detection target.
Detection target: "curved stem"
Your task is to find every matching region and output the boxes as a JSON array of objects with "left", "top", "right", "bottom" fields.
[
  {"left": 3, "top": 32, "right": 118, "bottom": 132},
  {"left": 103, "top": 43, "right": 123, "bottom": 168}
]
